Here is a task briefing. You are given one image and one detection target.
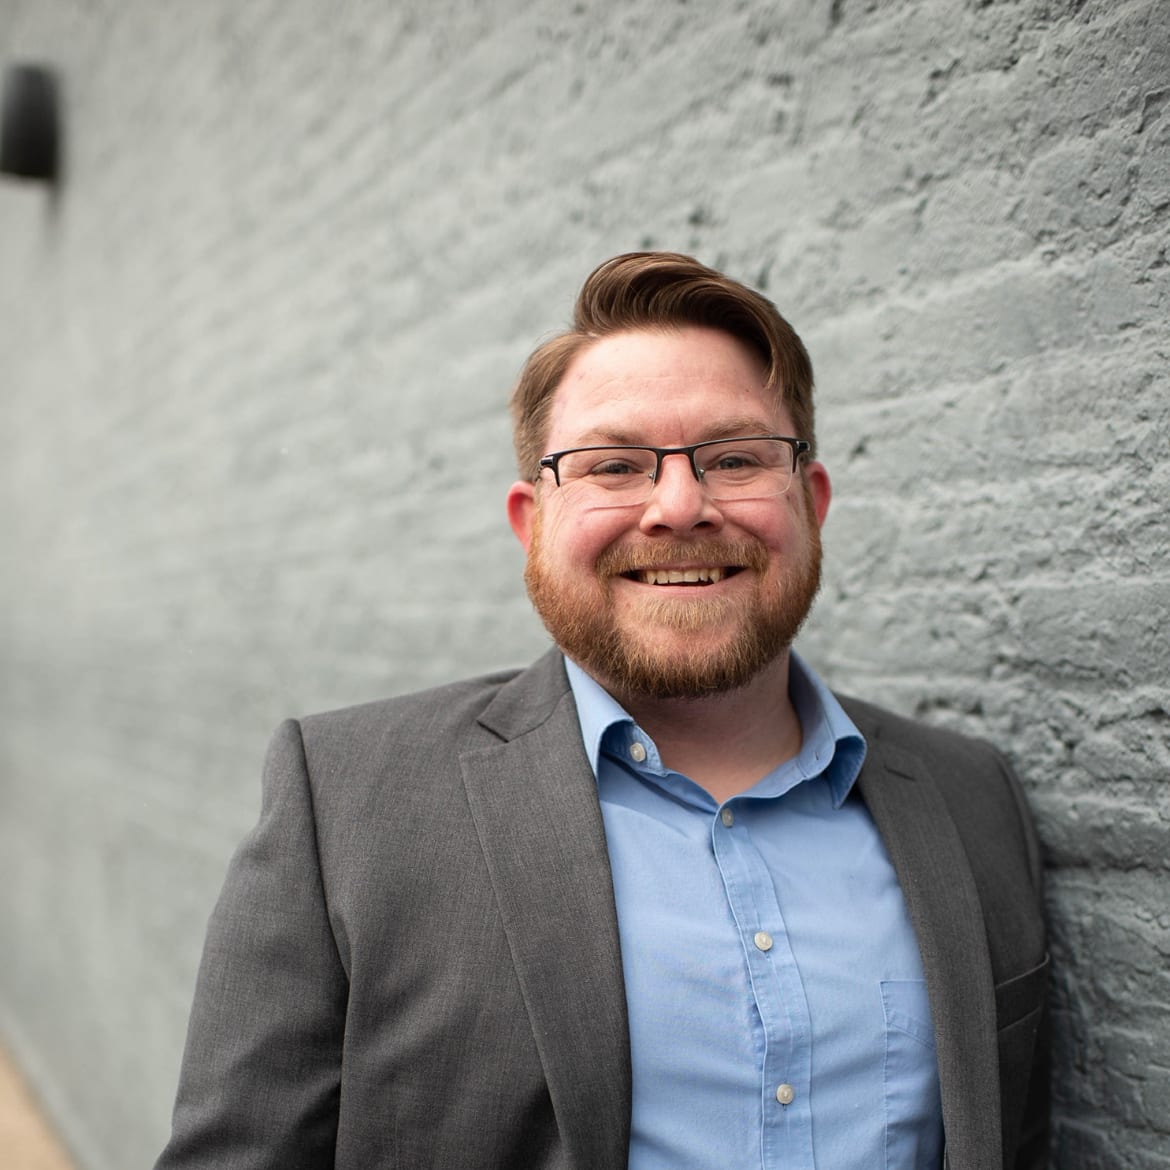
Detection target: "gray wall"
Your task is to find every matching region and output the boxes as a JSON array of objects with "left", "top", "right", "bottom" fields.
[{"left": 1, "top": 1, "right": 1167, "bottom": 1167}]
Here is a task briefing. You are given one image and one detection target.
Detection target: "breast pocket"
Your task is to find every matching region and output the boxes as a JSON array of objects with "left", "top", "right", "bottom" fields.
[
  {"left": 881, "top": 979, "right": 944, "bottom": 1170},
  {"left": 995, "top": 953, "right": 1049, "bottom": 1032}
]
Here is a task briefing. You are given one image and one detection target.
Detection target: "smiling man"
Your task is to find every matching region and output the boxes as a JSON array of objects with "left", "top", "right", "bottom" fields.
[{"left": 157, "top": 253, "right": 1049, "bottom": 1170}]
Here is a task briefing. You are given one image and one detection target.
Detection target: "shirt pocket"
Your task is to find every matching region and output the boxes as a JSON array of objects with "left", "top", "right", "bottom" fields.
[{"left": 881, "top": 979, "right": 943, "bottom": 1170}]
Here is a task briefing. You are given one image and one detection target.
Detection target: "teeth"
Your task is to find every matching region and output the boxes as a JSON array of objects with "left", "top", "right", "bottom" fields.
[{"left": 640, "top": 567, "right": 726, "bottom": 585}]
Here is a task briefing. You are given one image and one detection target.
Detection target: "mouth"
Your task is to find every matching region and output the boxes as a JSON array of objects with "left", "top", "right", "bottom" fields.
[
  {"left": 622, "top": 566, "right": 743, "bottom": 586},
  {"left": 600, "top": 540, "right": 766, "bottom": 590}
]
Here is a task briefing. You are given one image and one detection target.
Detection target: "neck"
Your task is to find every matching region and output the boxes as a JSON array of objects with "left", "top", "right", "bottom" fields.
[{"left": 614, "top": 654, "right": 803, "bottom": 804}]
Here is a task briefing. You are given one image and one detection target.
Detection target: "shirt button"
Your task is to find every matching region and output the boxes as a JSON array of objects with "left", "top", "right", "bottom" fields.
[
  {"left": 629, "top": 742, "right": 647, "bottom": 763},
  {"left": 776, "top": 1083, "right": 795, "bottom": 1106},
  {"left": 720, "top": 808, "right": 734, "bottom": 827},
  {"left": 754, "top": 931, "right": 774, "bottom": 952}
]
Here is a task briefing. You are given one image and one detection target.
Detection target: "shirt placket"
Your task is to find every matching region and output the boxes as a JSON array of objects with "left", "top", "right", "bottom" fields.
[{"left": 711, "top": 801, "right": 816, "bottom": 1170}]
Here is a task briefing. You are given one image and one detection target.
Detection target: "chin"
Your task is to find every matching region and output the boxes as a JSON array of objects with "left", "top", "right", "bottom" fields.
[{"left": 524, "top": 512, "right": 823, "bottom": 702}]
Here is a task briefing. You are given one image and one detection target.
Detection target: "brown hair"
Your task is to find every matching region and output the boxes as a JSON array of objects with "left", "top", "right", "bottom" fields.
[{"left": 509, "top": 251, "right": 816, "bottom": 478}]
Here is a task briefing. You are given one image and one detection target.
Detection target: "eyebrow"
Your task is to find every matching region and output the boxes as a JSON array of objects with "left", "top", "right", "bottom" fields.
[{"left": 570, "top": 417, "right": 780, "bottom": 448}]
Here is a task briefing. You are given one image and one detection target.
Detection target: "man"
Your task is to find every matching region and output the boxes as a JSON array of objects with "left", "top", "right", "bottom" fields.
[{"left": 156, "top": 252, "right": 1048, "bottom": 1170}]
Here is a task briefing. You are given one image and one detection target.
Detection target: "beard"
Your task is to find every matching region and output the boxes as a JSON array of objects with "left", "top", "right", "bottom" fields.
[{"left": 523, "top": 508, "right": 822, "bottom": 702}]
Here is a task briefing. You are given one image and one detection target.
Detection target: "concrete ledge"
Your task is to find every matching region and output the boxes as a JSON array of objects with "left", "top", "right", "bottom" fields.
[{"left": 0, "top": 1046, "right": 76, "bottom": 1170}]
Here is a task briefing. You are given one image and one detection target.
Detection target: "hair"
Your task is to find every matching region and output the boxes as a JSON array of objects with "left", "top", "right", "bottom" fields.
[{"left": 509, "top": 251, "right": 816, "bottom": 479}]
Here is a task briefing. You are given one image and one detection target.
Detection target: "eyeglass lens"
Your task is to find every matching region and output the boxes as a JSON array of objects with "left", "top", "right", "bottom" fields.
[{"left": 554, "top": 438, "right": 797, "bottom": 506}]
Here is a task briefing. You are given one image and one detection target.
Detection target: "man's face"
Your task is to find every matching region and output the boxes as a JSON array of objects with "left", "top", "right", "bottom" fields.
[{"left": 506, "top": 326, "right": 831, "bottom": 702}]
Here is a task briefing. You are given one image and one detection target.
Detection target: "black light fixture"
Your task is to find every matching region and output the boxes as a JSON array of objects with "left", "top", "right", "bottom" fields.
[{"left": 1, "top": 64, "right": 61, "bottom": 183}]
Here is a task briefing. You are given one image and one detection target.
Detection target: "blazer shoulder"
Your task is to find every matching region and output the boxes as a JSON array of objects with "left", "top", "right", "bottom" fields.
[
  {"left": 288, "top": 649, "right": 572, "bottom": 786},
  {"left": 299, "top": 666, "right": 522, "bottom": 737},
  {"left": 836, "top": 692, "right": 1005, "bottom": 769},
  {"left": 288, "top": 671, "right": 514, "bottom": 785}
]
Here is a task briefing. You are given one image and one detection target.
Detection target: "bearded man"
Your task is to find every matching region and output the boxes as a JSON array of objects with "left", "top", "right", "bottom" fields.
[{"left": 156, "top": 253, "right": 1049, "bottom": 1170}]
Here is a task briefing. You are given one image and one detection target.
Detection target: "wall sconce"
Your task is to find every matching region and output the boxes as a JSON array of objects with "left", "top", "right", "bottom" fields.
[{"left": 1, "top": 64, "right": 61, "bottom": 183}]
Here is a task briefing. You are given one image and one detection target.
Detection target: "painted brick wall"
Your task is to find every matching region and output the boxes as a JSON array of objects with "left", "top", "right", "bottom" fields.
[{"left": 0, "top": 1, "right": 1166, "bottom": 1167}]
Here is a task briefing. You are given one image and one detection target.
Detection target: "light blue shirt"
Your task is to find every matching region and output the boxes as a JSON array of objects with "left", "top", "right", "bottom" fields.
[{"left": 566, "top": 652, "right": 943, "bottom": 1170}]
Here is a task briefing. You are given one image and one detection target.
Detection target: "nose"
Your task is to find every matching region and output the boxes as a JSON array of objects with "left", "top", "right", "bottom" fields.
[{"left": 637, "top": 450, "right": 725, "bottom": 535}]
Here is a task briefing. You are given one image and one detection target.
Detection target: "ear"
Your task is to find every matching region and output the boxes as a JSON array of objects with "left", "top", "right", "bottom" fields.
[
  {"left": 802, "top": 460, "right": 832, "bottom": 528},
  {"left": 506, "top": 480, "right": 537, "bottom": 551}
]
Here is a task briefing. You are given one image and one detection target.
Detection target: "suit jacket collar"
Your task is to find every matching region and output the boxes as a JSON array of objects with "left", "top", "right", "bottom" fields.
[
  {"left": 461, "top": 649, "right": 631, "bottom": 1170},
  {"left": 474, "top": 647, "right": 571, "bottom": 742}
]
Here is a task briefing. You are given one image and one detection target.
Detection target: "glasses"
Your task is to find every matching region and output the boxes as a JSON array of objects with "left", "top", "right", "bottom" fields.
[{"left": 538, "top": 435, "right": 810, "bottom": 508}]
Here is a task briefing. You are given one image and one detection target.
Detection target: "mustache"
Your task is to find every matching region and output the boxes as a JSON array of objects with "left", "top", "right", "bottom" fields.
[{"left": 595, "top": 539, "right": 770, "bottom": 577}]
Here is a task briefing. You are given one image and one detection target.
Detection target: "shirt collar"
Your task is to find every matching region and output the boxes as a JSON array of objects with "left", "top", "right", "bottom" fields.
[
  {"left": 786, "top": 651, "right": 867, "bottom": 807},
  {"left": 564, "top": 656, "right": 635, "bottom": 777},
  {"left": 564, "top": 650, "right": 866, "bottom": 808}
]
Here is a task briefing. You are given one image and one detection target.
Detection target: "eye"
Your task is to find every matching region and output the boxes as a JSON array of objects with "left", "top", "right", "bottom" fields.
[
  {"left": 711, "top": 451, "right": 761, "bottom": 471},
  {"left": 587, "top": 457, "right": 643, "bottom": 477},
  {"left": 576, "top": 448, "right": 656, "bottom": 479},
  {"left": 704, "top": 447, "right": 768, "bottom": 476}
]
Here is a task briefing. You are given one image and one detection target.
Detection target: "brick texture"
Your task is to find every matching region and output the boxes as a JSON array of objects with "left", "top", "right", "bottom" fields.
[{"left": 0, "top": 1, "right": 1166, "bottom": 1167}]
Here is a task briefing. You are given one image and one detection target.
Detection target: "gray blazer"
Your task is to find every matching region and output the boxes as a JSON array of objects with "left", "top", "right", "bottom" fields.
[{"left": 157, "top": 649, "right": 1048, "bottom": 1170}]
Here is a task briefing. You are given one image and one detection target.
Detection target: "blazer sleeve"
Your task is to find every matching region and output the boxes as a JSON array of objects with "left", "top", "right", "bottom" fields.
[{"left": 154, "top": 719, "right": 347, "bottom": 1170}]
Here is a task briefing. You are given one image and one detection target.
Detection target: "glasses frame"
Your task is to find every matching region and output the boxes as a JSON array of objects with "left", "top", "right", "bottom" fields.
[{"left": 537, "top": 435, "right": 811, "bottom": 498}]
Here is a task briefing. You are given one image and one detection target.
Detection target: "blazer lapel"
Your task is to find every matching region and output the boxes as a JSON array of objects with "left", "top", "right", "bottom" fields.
[
  {"left": 459, "top": 651, "right": 631, "bottom": 1170},
  {"left": 852, "top": 724, "right": 1003, "bottom": 1170}
]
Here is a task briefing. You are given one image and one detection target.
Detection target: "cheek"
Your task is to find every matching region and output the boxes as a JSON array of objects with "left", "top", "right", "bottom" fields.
[
  {"left": 734, "top": 503, "right": 817, "bottom": 570},
  {"left": 773, "top": 486, "right": 815, "bottom": 531},
  {"left": 543, "top": 505, "right": 633, "bottom": 564},
  {"left": 726, "top": 498, "right": 797, "bottom": 544}
]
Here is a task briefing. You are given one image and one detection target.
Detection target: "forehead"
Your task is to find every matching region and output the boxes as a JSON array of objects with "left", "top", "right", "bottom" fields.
[{"left": 545, "top": 326, "right": 789, "bottom": 448}]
